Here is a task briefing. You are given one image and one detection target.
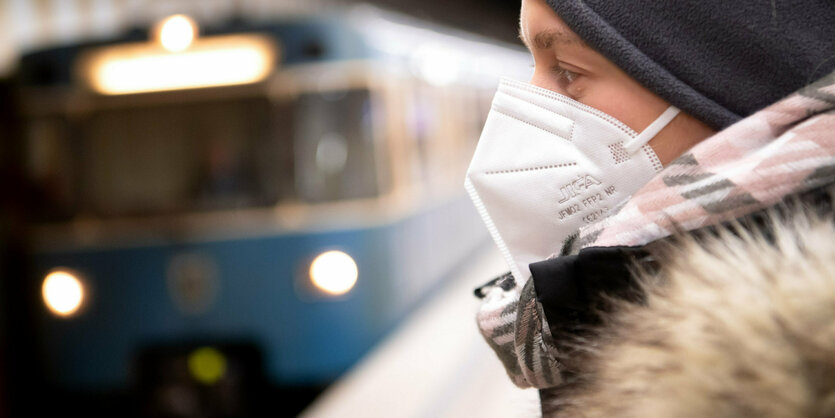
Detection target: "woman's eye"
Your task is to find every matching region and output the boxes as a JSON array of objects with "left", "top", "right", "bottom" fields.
[{"left": 552, "top": 65, "right": 578, "bottom": 84}]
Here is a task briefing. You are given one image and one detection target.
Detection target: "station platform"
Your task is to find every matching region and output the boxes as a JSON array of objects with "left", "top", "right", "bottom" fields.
[{"left": 300, "top": 245, "right": 539, "bottom": 418}]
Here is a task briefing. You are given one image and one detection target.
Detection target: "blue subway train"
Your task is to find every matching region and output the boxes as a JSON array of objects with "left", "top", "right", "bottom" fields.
[{"left": 13, "top": 6, "right": 529, "bottom": 416}]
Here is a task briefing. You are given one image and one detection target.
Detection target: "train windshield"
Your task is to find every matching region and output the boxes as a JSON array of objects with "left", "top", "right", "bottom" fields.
[{"left": 27, "top": 88, "right": 381, "bottom": 220}]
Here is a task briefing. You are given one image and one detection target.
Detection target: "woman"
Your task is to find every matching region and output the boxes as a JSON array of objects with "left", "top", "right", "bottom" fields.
[{"left": 467, "top": 0, "right": 835, "bottom": 416}]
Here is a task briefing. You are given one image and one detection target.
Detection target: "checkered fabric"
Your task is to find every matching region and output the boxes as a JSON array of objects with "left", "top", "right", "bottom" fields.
[{"left": 577, "top": 72, "right": 835, "bottom": 251}]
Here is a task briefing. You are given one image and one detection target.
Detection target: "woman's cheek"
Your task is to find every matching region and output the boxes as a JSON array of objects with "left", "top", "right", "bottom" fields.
[{"left": 564, "top": 79, "right": 585, "bottom": 101}]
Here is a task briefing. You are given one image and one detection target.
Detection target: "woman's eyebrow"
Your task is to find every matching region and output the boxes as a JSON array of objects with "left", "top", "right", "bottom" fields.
[{"left": 519, "top": 28, "right": 588, "bottom": 51}]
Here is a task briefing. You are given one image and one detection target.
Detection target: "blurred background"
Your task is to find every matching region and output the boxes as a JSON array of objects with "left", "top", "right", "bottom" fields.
[{"left": 0, "top": 0, "right": 536, "bottom": 416}]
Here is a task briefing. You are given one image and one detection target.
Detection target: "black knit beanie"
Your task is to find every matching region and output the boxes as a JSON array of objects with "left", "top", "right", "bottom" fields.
[{"left": 546, "top": 0, "right": 835, "bottom": 130}]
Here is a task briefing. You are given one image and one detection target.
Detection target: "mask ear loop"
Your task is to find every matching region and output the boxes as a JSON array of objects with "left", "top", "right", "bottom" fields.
[{"left": 623, "top": 106, "right": 680, "bottom": 154}]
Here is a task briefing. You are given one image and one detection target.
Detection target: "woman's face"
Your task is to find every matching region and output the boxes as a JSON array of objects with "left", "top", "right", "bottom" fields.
[{"left": 519, "top": 0, "right": 715, "bottom": 165}]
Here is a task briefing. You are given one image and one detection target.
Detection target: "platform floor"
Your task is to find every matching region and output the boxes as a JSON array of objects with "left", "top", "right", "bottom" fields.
[{"left": 299, "top": 245, "right": 540, "bottom": 418}]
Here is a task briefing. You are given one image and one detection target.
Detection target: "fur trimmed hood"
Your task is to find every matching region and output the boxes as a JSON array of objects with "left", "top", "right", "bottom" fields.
[{"left": 545, "top": 203, "right": 835, "bottom": 417}]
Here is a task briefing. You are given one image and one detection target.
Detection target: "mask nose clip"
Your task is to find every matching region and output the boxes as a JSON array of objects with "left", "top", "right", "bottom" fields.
[{"left": 622, "top": 106, "right": 680, "bottom": 154}]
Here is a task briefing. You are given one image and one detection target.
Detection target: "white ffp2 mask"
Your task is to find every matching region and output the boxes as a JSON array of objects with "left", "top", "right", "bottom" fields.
[{"left": 465, "top": 78, "right": 679, "bottom": 282}]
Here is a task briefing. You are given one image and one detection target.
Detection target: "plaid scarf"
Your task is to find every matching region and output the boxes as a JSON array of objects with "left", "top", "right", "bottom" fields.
[{"left": 476, "top": 70, "right": 835, "bottom": 389}]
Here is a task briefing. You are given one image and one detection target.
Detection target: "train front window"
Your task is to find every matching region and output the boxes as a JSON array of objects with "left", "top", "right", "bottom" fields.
[
  {"left": 81, "top": 98, "right": 282, "bottom": 216},
  {"left": 23, "top": 86, "right": 384, "bottom": 221},
  {"left": 292, "top": 89, "right": 380, "bottom": 203}
]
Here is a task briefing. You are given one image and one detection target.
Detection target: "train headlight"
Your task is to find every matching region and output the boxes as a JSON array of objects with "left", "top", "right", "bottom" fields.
[
  {"left": 157, "top": 14, "right": 197, "bottom": 52},
  {"left": 309, "top": 251, "right": 358, "bottom": 296},
  {"left": 42, "top": 269, "right": 85, "bottom": 317}
]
